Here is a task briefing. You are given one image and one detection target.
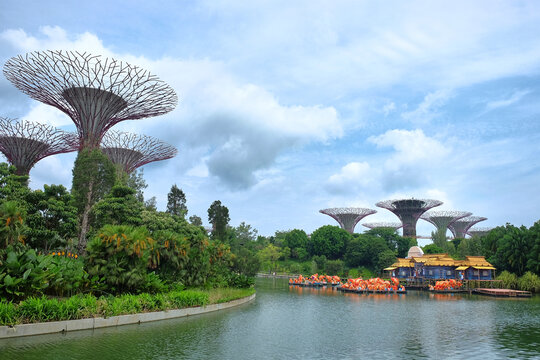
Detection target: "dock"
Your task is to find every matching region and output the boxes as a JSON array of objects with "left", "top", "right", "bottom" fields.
[{"left": 473, "top": 288, "right": 532, "bottom": 298}]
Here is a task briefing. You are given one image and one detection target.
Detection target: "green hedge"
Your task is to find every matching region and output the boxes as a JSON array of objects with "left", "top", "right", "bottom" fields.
[{"left": 0, "top": 288, "right": 254, "bottom": 326}]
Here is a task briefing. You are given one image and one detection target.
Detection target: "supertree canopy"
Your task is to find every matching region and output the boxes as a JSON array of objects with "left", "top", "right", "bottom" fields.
[
  {"left": 362, "top": 222, "right": 403, "bottom": 231},
  {"left": 101, "top": 131, "right": 178, "bottom": 174},
  {"left": 0, "top": 117, "right": 78, "bottom": 175},
  {"left": 319, "top": 207, "right": 377, "bottom": 234},
  {"left": 376, "top": 199, "right": 443, "bottom": 238},
  {"left": 468, "top": 227, "right": 493, "bottom": 238},
  {"left": 448, "top": 216, "right": 487, "bottom": 238},
  {"left": 420, "top": 210, "right": 472, "bottom": 235},
  {"left": 3, "top": 50, "right": 178, "bottom": 149}
]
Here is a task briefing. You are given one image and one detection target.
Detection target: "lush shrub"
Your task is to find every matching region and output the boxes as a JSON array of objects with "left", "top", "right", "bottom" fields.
[
  {"left": 325, "top": 259, "right": 344, "bottom": 276},
  {"left": 85, "top": 225, "right": 157, "bottom": 294},
  {"left": 497, "top": 270, "right": 518, "bottom": 289},
  {"left": 0, "top": 300, "right": 17, "bottom": 325},
  {"left": 517, "top": 271, "right": 540, "bottom": 293},
  {"left": 168, "top": 290, "right": 209, "bottom": 308}
]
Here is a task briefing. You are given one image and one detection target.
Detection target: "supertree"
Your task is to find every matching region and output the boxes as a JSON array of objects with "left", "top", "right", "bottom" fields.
[
  {"left": 467, "top": 227, "right": 493, "bottom": 238},
  {"left": 0, "top": 117, "right": 78, "bottom": 176},
  {"left": 448, "top": 216, "right": 487, "bottom": 238},
  {"left": 421, "top": 210, "right": 472, "bottom": 246},
  {"left": 319, "top": 207, "right": 377, "bottom": 234},
  {"left": 362, "top": 222, "right": 403, "bottom": 231},
  {"left": 101, "top": 131, "right": 177, "bottom": 174},
  {"left": 3, "top": 50, "right": 178, "bottom": 149},
  {"left": 376, "top": 199, "right": 443, "bottom": 238}
]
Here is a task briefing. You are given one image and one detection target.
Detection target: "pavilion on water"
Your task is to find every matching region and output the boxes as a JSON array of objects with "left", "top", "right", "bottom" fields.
[{"left": 385, "top": 253, "right": 496, "bottom": 281}]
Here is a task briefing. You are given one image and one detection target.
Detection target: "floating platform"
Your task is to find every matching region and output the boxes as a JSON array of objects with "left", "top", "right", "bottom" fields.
[{"left": 473, "top": 288, "right": 532, "bottom": 298}]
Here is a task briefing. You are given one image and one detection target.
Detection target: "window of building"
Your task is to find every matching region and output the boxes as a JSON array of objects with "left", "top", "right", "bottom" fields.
[
  {"left": 483, "top": 271, "right": 489, "bottom": 276},
  {"left": 447, "top": 270, "right": 452, "bottom": 276},
  {"left": 428, "top": 270, "right": 433, "bottom": 275}
]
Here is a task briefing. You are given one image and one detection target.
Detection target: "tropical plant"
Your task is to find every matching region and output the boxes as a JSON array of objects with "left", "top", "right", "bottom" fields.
[
  {"left": 0, "top": 201, "right": 26, "bottom": 248},
  {"left": 166, "top": 184, "right": 187, "bottom": 217}
]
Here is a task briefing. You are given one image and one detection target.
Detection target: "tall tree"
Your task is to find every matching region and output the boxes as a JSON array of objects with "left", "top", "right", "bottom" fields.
[
  {"left": 208, "top": 200, "right": 230, "bottom": 241},
  {"left": 308, "top": 225, "right": 350, "bottom": 260},
  {"left": 126, "top": 168, "right": 147, "bottom": 203},
  {"left": 166, "top": 184, "right": 187, "bottom": 217},
  {"left": 71, "top": 148, "right": 116, "bottom": 254},
  {"left": 189, "top": 215, "right": 203, "bottom": 227}
]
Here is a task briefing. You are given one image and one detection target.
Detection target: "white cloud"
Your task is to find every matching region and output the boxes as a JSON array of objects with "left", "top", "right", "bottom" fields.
[
  {"left": 485, "top": 89, "right": 531, "bottom": 111},
  {"left": 326, "top": 161, "right": 376, "bottom": 194},
  {"left": 401, "top": 90, "right": 453, "bottom": 125}
]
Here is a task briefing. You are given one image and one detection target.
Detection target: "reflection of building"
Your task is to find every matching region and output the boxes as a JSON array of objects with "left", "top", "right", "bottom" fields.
[{"left": 385, "top": 253, "right": 495, "bottom": 280}]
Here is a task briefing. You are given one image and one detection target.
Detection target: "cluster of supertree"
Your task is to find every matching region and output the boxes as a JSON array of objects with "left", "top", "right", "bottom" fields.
[
  {"left": 2, "top": 50, "right": 178, "bottom": 176},
  {"left": 320, "top": 198, "right": 488, "bottom": 238}
]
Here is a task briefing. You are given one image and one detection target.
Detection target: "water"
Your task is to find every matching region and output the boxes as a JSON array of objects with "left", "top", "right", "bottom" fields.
[{"left": 1, "top": 278, "right": 539, "bottom": 359}]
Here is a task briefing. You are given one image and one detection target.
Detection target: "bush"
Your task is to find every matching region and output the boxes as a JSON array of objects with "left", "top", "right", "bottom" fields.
[
  {"left": 325, "top": 259, "right": 344, "bottom": 276},
  {"left": 517, "top": 271, "right": 540, "bottom": 293},
  {"left": 497, "top": 270, "right": 518, "bottom": 289},
  {"left": 0, "top": 300, "right": 17, "bottom": 326}
]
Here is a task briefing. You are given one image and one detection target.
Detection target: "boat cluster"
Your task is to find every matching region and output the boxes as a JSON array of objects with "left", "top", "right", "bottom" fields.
[
  {"left": 289, "top": 274, "right": 341, "bottom": 286},
  {"left": 339, "top": 277, "right": 406, "bottom": 293},
  {"left": 289, "top": 274, "right": 406, "bottom": 293},
  {"left": 429, "top": 279, "right": 463, "bottom": 291}
]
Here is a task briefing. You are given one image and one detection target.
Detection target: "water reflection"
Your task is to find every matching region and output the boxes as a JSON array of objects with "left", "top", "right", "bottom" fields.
[{"left": 1, "top": 278, "right": 539, "bottom": 360}]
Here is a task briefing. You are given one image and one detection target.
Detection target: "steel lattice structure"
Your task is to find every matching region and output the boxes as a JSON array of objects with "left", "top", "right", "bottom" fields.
[
  {"left": 0, "top": 117, "right": 78, "bottom": 175},
  {"left": 3, "top": 50, "right": 178, "bottom": 149},
  {"left": 467, "top": 227, "right": 493, "bottom": 238},
  {"left": 376, "top": 199, "right": 443, "bottom": 238},
  {"left": 319, "top": 207, "right": 377, "bottom": 234},
  {"left": 420, "top": 210, "right": 472, "bottom": 235},
  {"left": 100, "top": 131, "right": 177, "bottom": 173},
  {"left": 448, "top": 216, "right": 487, "bottom": 238},
  {"left": 361, "top": 222, "right": 403, "bottom": 231}
]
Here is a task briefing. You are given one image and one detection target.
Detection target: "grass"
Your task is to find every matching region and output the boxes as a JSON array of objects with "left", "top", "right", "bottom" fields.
[{"left": 0, "top": 287, "right": 255, "bottom": 326}]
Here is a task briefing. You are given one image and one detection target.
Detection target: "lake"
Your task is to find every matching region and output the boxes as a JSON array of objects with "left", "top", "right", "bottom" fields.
[{"left": 1, "top": 277, "right": 539, "bottom": 359}]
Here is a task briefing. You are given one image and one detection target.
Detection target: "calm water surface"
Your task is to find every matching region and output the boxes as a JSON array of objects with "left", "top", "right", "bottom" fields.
[{"left": 1, "top": 278, "right": 539, "bottom": 359}]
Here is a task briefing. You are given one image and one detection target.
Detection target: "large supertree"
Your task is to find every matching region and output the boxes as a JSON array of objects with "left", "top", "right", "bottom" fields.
[
  {"left": 319, "top": 207, "right": 377, "bottom": 234},
  {"left": 101, "top": 131, "right": 177, "bottom": 174},
  {"left": 448, "top": 216, "right": 487, "bottom": 238},
  {"left": 362, "top": 222, "right": 403, "bottom": 231},
  {"left": 0, "top": 117, "right": 78, "bottom": 175},
  {"left": 3, "top": 50, "right": 178, "bottom": 149},
  {"left": 421, "top": 210, "right": 472, "bottom": 246},
  {"left": 468, "top": 227, "right": 493, "bottom": 238},
  {"left": 376, "top": 199, "right": 443, "bottom": 238}
]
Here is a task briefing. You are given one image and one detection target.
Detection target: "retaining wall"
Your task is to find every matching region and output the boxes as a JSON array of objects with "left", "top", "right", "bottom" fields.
[{"left": 0, "top": 293, "right": 256, "bottom": 339}]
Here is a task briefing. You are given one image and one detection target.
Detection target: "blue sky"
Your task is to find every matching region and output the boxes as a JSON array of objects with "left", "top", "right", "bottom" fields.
[{"left": 1, "top": 1, "right": 539, "bottom": 241}]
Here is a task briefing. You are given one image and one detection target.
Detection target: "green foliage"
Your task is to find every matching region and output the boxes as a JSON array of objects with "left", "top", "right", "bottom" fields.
[
  {"left": 0, "top": 163, "right": 30, "bottom": 202},
  {"left": 457, "top": 237, "right": 483, "bottom": 259},
  {"left": 141, "top": 209, "right": 190, "bottom": 234},
  {"left": 126, "top": 168, "right": 147, "bottom": 203},
  {"left": 497, "top": 225, "right": 530, "bottom": 276},
  {"left": 189, "top": 215, "right": 203, "bottom": 226},
  {"left": 312, "top": 255, "right": 327, "bottom": 272},
  {"left": 496, "top": 271, "right": 518, "bottom": 289},
  {"left": 517, "top": 271, "right": 540, "bottom": 293},
  {"left": 0, "top": 288, "right": 254, "bottom": 325},
  {"left": 325, "top": 259, "right": 344, "bottom": 276},
  {"left": 283, "top": 229, "right": 309, "bottom": 255},
  {"left": 24, "top": 184, "right": 78, "bottom": 251},
  {"left": 422, "top": 243, "right": 445, "bottom": 254},
  {"left": 0, "top": 201, "right": 26, "bottom": 248},
  {"left": 258, "top": 244, "right": 281, "bottom": 271},
  {"left": 345, "top": 234, "right": 390, "bottom": 270},
  {"left": 348, "top": 268, "right": 359, "bottom": 278},
  {"left": 71, "top": 148, "right": 116, "bottom": 253},
  {"left": 232, "top": 247, "right": 261, "bottom": 277},
  {"left": 208, "top": 200, "right": 230, "bottom": 241},
  {"left": 0, "top": 245, "right": 85, "bottom": 300},
  {"left": 151, "top": 230, "right": 189, "bottom": 281},
  {"left": 85, "top": 225, "right": 159, "bottom": 294},
  {"left": 166, "top": 184, "right": 187, "bottom": 217},
  {"left": 92, "top": 184, "right": 144, "bottom": 229},
  {"left": 526, "top": 221, "right": 540, "bottom": 274},
  {"left": 309, "top": 225, "right": 350, "bottom": 260},
  {"left": 377, "top": 249, "right": 397, "bottom": 273}
]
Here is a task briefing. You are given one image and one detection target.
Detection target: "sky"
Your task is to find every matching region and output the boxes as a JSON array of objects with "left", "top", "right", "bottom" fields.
[{"left": 0, "top": 1, "right": 539, "bottom": 242}]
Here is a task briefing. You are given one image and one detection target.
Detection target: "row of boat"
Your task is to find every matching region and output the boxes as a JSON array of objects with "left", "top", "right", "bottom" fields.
[{"left": 289, "top": 274, "right": 407, "bottom": 294}]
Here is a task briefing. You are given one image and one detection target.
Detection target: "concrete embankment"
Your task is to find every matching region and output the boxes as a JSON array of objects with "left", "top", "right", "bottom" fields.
[{"left": 0, "top": 293, "right": 256, "bottom": 339}]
